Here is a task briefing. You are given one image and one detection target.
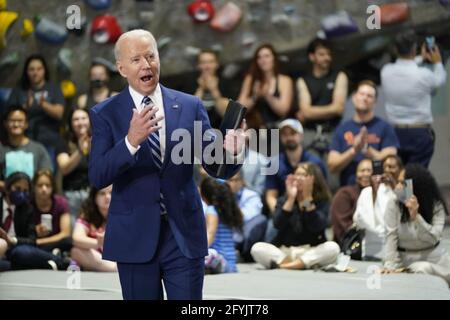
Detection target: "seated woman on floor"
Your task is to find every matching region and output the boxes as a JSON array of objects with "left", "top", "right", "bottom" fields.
[{"left": 251, "top": 162, "right": 340, "bottom": 270}]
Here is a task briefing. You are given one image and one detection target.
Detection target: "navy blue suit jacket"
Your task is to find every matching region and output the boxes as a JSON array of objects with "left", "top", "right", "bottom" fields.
[{"left": 89, "top": 85, "right": 241, "bottom": 263}]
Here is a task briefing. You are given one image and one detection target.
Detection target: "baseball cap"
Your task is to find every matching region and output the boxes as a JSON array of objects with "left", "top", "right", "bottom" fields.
[{"left": 278, "top": 119, "right": 304, "bottom": 134}]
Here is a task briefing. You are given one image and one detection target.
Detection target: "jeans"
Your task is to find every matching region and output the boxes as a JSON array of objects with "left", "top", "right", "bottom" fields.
[
  {"left": 6, "top": 244, "right": 64, "bottom": 270},
  {"left": 38, "top": 236, "right": 73, "bottom": 254}
]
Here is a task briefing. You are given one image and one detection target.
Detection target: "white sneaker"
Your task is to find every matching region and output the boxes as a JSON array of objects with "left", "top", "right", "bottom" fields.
[{"left": 47, "top": 260, "right": 58, "bottom": 271}]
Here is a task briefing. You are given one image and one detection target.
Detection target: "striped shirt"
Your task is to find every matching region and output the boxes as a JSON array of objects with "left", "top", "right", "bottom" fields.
[{"left": 205, "top": 205, "right": 237, "bottom": 272}]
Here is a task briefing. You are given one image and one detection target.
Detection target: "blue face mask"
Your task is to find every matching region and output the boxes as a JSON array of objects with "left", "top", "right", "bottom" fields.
[{"left": 9, "top": 190, "right": 29, "bottom": 206}]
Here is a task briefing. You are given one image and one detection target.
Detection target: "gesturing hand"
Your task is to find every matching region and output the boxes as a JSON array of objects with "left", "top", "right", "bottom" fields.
[
  {"left": 405, "top": 195, "right": 419, "bottom": 221},
  {"left": 285, "top": 174, "right": 298, "bottom": 200},
  {"left": 127, "top": 106, "right": 164, "bottom": 148}
]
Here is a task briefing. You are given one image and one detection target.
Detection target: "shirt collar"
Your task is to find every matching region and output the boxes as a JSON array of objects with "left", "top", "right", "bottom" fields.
[
  {"left": 395, "top": 58, "right": 417, "bottom": 65},
  {"left": 3, "top": 198, "right": 14, "bottom": 215},
  {"left": 128, "top": 84, "right": 162, "bottom": 110}
]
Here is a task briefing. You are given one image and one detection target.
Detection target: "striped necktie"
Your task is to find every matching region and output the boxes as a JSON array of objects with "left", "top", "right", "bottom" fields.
[{"left": 142, "top": 96, "right": 167, "bottom": 215}]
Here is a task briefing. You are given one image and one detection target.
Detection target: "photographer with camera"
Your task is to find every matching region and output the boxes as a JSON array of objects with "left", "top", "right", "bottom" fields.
[
  {"left": 381, "top": 30, "right": 447, "bottom": 168},
  {"left": 381, "top": 164, "right": 450, "bottom": 285}
]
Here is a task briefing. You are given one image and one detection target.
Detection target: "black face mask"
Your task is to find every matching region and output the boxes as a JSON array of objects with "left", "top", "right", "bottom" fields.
[
  {"left": 9, "top": 190, "right": 30, "bottom": 206},
  {"left": 90, "top": 79, "right": 106, "bottom": 89}
]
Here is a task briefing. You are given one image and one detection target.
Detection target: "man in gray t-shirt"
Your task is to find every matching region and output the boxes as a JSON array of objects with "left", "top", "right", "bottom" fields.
[{"left": 0, "top": 106, "right": 52, "bottom": 190}]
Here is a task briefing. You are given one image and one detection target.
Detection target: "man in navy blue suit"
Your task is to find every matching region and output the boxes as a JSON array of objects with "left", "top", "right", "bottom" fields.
[{"left": 88, "top": 30, "right": 246, "bottom": 300}]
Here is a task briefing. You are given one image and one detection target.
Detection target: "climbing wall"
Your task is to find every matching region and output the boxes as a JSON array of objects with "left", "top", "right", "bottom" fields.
[{"left": 0, "top": 0, "right": 449, "bottom": 97}]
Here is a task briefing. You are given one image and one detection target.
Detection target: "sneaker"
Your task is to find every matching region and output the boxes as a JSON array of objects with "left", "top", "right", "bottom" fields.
[
  {"left": 269, "top": 260, "right": 280, "bottom": 270},
  {"left": 47, "top": 260, "right": 58, "bottom": 271}
]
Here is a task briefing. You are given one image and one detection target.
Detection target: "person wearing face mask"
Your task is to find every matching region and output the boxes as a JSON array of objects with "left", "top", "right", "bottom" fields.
[
  {"left": 56, "top": 108, "right": 92, "bottom": 223},
  {"left": 381, "top": 164, "right": 450, "bottom": 284},
  {"left": 330, "top": 159, "right": 373, "bottom": 244},
  {"left": 251, "top": 162, "right": 339, "bottom": 270},
  {"left": 0, "top": 172, "right": 66, "bottom": 271},
  {"left": 70, "top": 185, "right": 116, "bottom": 272},
  {"left": 77, "top": 63, "right": 118, "bottom": 110}
]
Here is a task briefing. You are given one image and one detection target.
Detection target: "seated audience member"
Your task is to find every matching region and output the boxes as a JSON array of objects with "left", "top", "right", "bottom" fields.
[
  {"left": 77, "top": 62, "right": 117, "bottom": 110},
  {"left": 296, "top": 38, "right": 348, "bottom": 158},
  {"left": 382, "top": 164, "right": 450, "bottom": 284},
  {"left": 331, "top": 159, "right": 373, "bottom": 244},
  {"left": 57, "top": 108, "right": 91, "bottom": 223},
  {"left": 353, "top": 164, "right": 397, "bottom": 260},
  {"left": 383, "top": 154, "right": 403, "bottom": 185},
  {"left": 201, "top": 178, "right": 243, "bottom": 274},
  {"left": 191, "top": 49, "right": 232, "bottom": 129},
  {"left": 227, "top": 171, "right": 266, "bottom": 261},
  {"left": 32, "top": 170, "right": 72, "bottom": 255},
  {"left": 238, "top": 44, "right": 293, "bottom": 131},
  {"left": 1, "top": 172, "right": 65, "bottom": 270},
  {"left": 0, "top": 105, "right": 52, "bottom": 191},
  {"left": 265, "top": 119, "right": 327, "bottom": 242},
  {"left": 7, "top": 54, "right": 65, "bottom": 166},
  {"left": 328, "top": 80, "right": 399, "bottom": 186},
  {"left": 70, "top": 185, "right": 116, "bottom": 272},
  {"left": 251, "top": 163, "right": 339, "bottom": 270},
  {"left": 241, "top": 148, "right": 268, "bottom": 196}
]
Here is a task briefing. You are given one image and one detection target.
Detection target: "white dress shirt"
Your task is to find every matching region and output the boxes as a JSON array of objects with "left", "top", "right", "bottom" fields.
[
  {"left": 381, "top": 58, "right": 447, "bottom": 125},
  {"left": 125, "top": 84, "right": 166, "bottom": 161},
  {"left": 2, "top": 198, "right": 16, "bottom": 237}
]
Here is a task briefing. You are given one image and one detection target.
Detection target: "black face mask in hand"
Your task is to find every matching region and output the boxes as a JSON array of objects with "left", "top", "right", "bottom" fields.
[{"left": 90, "top": 79, "right": 106, "bottom": 89}]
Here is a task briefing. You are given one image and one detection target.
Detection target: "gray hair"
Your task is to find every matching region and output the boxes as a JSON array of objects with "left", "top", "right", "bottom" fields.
[{"left": 114, "top": 29, "right": 158, "bottom": 61}]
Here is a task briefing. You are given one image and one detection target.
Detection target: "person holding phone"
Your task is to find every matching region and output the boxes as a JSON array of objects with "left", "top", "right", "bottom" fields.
[
  {"left": 32, "top": 170, "right": 72, "bottom": 256},
  {"left": 381, "top": 164, "right": 450, "bottom": 284},
  {"left": 381, "top": 30, "right": 447, "bottom": 168},
  {"left": 352, "top": 159, "right": 397, "bottom": 260}
]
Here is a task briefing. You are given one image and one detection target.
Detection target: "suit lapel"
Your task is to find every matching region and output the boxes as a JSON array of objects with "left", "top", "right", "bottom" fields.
[
  {"left": 160, "top": 85, "right": 181, "bottom": 170},
  {"left": 115, "top": 87, "right": 134, "bottom": 131}
]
